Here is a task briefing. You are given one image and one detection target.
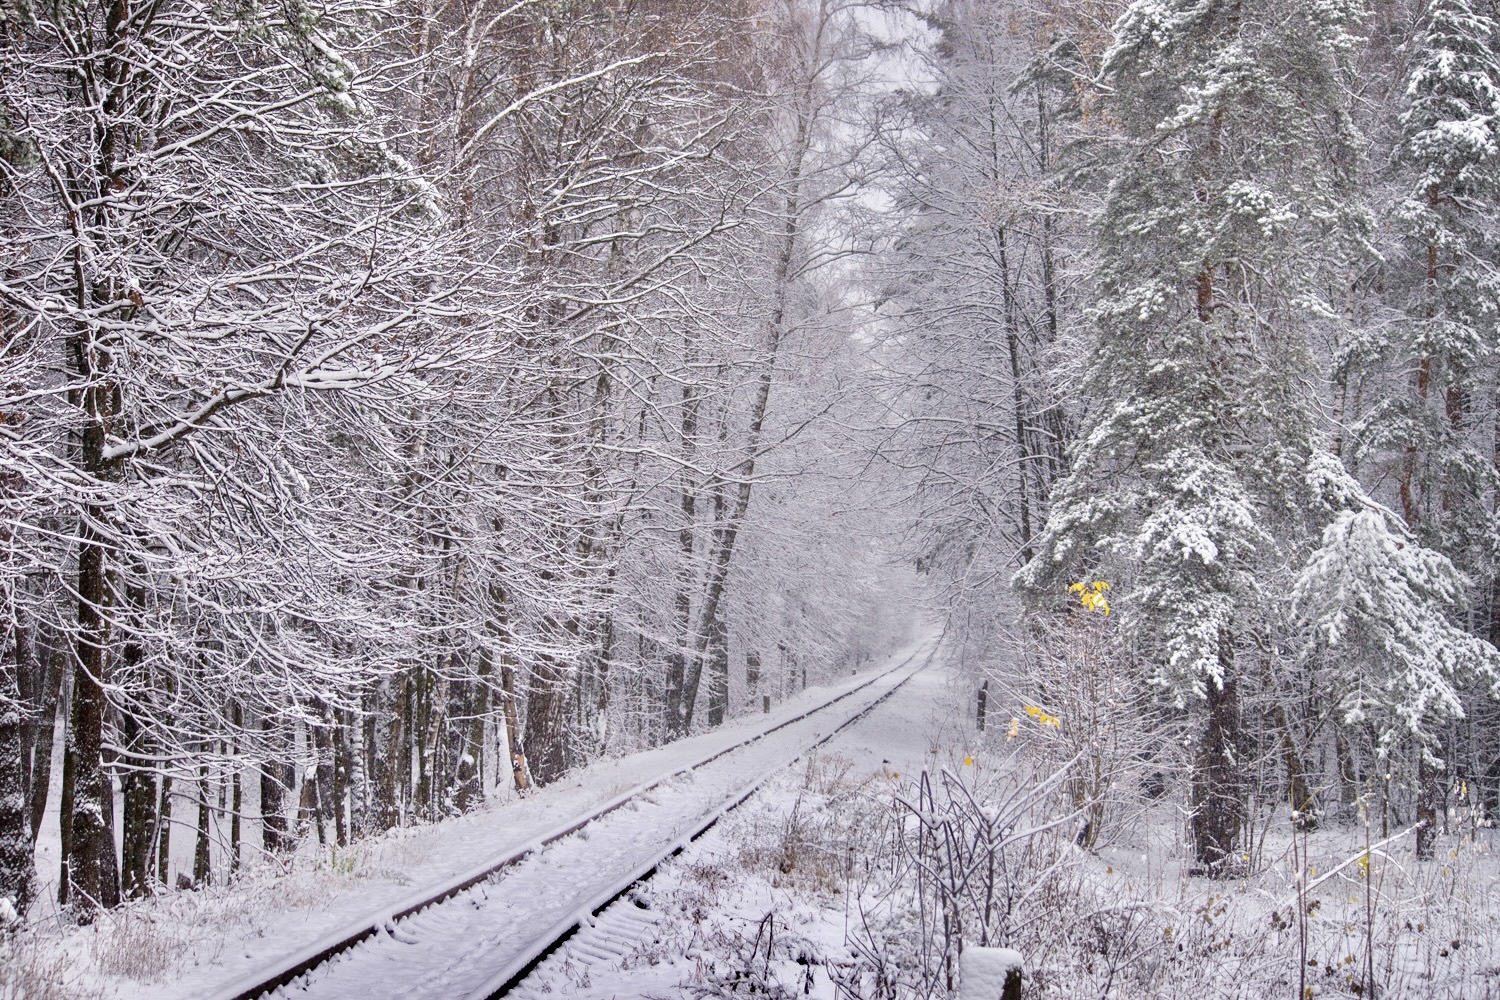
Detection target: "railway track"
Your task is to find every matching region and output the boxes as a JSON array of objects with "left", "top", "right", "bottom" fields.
[
  {"left": 214, "top": 638, "right": 936, "bottom": 1000},
  {"left": 477, "top": 641, "right": 935, "bottom": 1000}
]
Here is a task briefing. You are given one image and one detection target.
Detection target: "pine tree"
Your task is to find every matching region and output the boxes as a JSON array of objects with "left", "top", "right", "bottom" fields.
[
  {"left": 1333, "top": 0, "right": 1500, "bottom": 855},
  {"left": 1293, "top": 451, "right": 1500, "bottom": 857}
]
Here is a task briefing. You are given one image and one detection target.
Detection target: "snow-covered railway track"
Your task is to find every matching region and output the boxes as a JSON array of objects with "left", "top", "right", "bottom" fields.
[
  {"left": 216, "top": 640, "right": 934, "bottom": 1000},
  {"left": 479, "top": 647, "right": 933, "bottom": 1000}
]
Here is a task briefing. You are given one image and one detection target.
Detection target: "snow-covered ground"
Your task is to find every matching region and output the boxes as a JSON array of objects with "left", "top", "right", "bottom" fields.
[
  {"left": 503, "top": 660, "right": 966, "bottom": 999},
  {"left": 6, "top": 634, "right": 931, "bottom": 1000}
]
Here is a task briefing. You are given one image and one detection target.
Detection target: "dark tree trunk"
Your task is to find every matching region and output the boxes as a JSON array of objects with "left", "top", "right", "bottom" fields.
[
  {"left": 455, "top": 654, "right": 491, "bottom": 814},
  {"left": 1416, "top": 754, "right": 1439, "bottom": 861},
  {"left": 332, "top": 710, "right": 351, "bottom": 846},
  {"left": 229, "top": 704, "right": 242, "bottom": 876},
  {"left": 298, "top": 756, "right": 323, "bottom": 846},
  {"left": 118, "top": 712, "right": 156, "bottom": 898},
  {"left": 745, "top": 650, "right": 760, "bottom": 711},
  {"left": 312, "top": 716, "right": 339, "bottom": 842},
  {"left": 67, "top": 508, "right": 121, "bottom": 917},
  {"left": 193, "top": 768, "right": 211, "bottom": 887},
  {"left": 260, "top": 715, "right": 293, "bottom": 855},
  {"left": 1191, "top": 639, "right": 1243, "bottom": 874},
  {"left": 373, "top": 675, "right": 405, "bottom": 830},
  {"left": 523, "top": 655, "right": 569, "bottom": 785},
  {"left": 117, "top": 576, "right": 154, "bottom": 898},
  {"left": 154, "top": 774, "right": 172, "bottom": 888},
  {"left": 705, "top": 618, "right": 729, "bottom": 727},
  {"left": 0, "top": 627, "right": 36, "bottom": 916}
]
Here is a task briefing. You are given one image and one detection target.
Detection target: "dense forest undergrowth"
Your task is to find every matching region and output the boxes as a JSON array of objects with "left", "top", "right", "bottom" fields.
[{"left": 4, "top": 0, "right": 1500, "bottom": 993}]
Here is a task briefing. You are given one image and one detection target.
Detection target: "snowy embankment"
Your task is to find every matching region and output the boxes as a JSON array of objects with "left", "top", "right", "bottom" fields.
[{"left": 9, "top": 634, "right": 931, "bottom": 1000}]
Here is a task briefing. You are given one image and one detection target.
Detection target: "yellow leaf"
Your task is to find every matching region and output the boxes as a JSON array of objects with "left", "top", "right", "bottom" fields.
[
  {"left": 963, "top": 756, "right": 974, "bottom": 766},
  {"left": 1006, "top": 718, "right": 1020, "bottom": 739}
]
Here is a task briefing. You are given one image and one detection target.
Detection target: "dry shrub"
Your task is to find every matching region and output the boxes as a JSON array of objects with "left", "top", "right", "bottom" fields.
[
  {"left": 0, "top": 931, "right": 106, "bottom": 1000},
  {"left": 88, "top": 909, "right": 184, "bottom": 981}
]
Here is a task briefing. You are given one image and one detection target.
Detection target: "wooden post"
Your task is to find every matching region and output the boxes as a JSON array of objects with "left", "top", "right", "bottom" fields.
[{"left": 762, "top": 695, "right": 770, "bottom": 714}]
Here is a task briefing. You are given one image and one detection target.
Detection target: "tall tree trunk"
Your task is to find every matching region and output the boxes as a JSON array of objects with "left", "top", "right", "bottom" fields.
[
  {"left": 229, "top": 704, "right": 242, "bottom": 875},
  {"left": 117, "top": 575, "right": 154, "bottom": 898},
  {"left": 332, "top": 709, "right": 351, "bottom": 846},
  {"left": 455, "top": 653, "right": 491, "bottom": 814},
  {"left": 705, "top": 617, "right": 729, "bottom": 727},
  {"left": 498, "top": 654, "right": 530, "bottom": 793},
  {"left": 154, "top": 773, "right": 172, "bottom": 888},
  {"left": 523, "top": 654, "right": 569, "bottom": 785},
  {"left": 997, "top": 225, "right": 1035, "bottom": 565},
  {"left": 67, "top": 504, "right": 120, "bottom": 918},
  {"left": 260, "top": 715, "right": 292, "bottom": 855},
  {"left": 1191, "top": 634, "right": 1243, "bottom": 874},
  {"left": 664, "top": 373, "right": 701, "bottom": 738},
  {"left": 1416, "top": 753, "right": 1439, "bottom": 860},
  {"left": 193, "top": 766, "right": 211, "bottom": 887},
  {"left": 118, "top": 711, "right": 155, "bottom": 899},
  {"left": 0, "top": 625, "right": 36, "bottom": 915}
]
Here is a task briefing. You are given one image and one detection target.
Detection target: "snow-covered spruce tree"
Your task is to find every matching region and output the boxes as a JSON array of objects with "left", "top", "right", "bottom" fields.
[
  {"left": 1351, "top": 0, "right": 1500, "bottom": 597},
  {"left": 1018, "top": 0, "right": 1370, "bottom": 872},
  {"left": 1293, "top": 452, "right": 1500, "bottom": 858},
  {"left": 1333, "top": 0, "right": 1500, "bottom": 854}
]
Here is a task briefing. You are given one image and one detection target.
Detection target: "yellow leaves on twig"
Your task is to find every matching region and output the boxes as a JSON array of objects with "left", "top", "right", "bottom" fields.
[
  {"left": 1023, "top": 704, "right": 1061, "bottom": 730},
  {"left": 1070, "top": 579, "right": 1111, "bottom": 615}
]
